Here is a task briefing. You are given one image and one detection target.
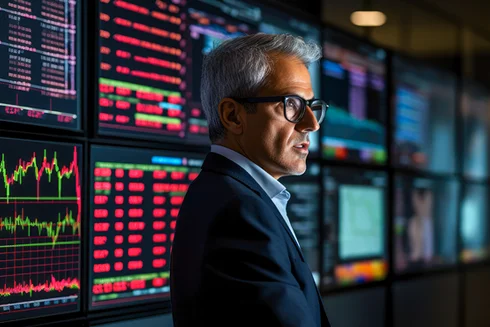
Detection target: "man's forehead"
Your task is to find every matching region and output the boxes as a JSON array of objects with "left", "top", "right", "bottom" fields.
[{"left": 264, "top": 56, "right": 314, "bottom": 98}]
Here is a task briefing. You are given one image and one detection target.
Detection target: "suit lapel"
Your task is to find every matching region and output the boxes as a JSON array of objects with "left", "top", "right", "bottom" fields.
[
  {"left": 202, "top": 153, "right": 329, "bottom": 323},
  {"left": 201, "top": 153, "right": 306, "bottom": 262}
]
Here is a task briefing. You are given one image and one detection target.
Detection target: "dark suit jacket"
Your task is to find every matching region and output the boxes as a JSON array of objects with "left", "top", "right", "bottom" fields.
[{"left": 170, "top": 152, "right": 330, "bottom": 327}]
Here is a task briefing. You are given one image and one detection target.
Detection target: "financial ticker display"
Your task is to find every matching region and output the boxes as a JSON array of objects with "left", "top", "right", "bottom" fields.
[
  {"left": 0, "top": 138, "right": 81, "bottom": 322},
  {"left": 89, "top": 145, "right": 203, "bottom": 310},
  {"left": 0, "top": 0, "right": 80, "bottom": 130},
  {"left": 392, "top": 56, "right": 457, "bottom": 174},
  {"left": 281, "top": 164, "right": 321, "bottom": 285},
  {"left": 98, "top": 0, "right": 322, "bottom": 153},
  {"left": 394, "top": 175, "right": 459, "bottom": 274},
  {"left": 321, "top": 29, "right": 387, "bottom": 164},
  {"left": 323, "top": 167, "right": 387, "bottom": 288}
]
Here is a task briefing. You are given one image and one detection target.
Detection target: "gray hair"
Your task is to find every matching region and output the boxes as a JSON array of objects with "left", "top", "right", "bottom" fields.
[{"left": 200, "top": 33, "right": 322, "bottom": 142}]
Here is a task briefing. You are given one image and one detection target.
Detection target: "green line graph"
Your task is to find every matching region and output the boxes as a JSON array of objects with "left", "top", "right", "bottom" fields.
[
  {"left": 0, "top": 241, "right": 80, "bottom": 249},
  {"left": 0, "top": 210, "right": 81, "bottom": 247},
  {"left": 1, "top": 148, "right": 80, "bottom": 203}
]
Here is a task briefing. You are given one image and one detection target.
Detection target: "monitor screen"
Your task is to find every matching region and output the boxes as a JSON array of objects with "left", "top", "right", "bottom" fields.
[
  {"left": 98, "top": 0, "right": 322, "bottom": 153},
  {"left": 0, "top": 138, "right": 81, "bottom": 323},
  {"left": 461, "top": 80, "right": 490, "bottom": 179},
  {"left": 323, "top": 167, "right": 387, "bottom": 288},
  {"left": 280, "top": 164, "right": 321, "bottom": 284},
  {"left": 182, "top": 0, "right": 258, "bottom": 144},
  {"left": 321, "top": 29, "right": 387, "bottom": 164},
  {"left": 393, "top": 175, "right": 459, "bottom": 274},
  {"left": 0, "top": 1, "right": 80, "bottom": 130},
  {"left": 89, "top": 145, "right": 203, "bottom": 310},
  {"left": 460, "top": 183, "right": 490, "bottom": 263},
  {"left": 392, "top": 56, "right": 457, "bottom": 173}
]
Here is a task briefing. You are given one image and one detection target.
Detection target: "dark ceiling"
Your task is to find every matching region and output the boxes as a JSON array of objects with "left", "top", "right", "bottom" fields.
[{"left": 423, "top": 0, "right": 490, "bottom": 37}]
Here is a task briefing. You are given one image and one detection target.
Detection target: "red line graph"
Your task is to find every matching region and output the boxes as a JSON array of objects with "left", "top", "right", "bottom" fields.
[
  {"left": 0, "top": 140, "right": 81, "bottom": 315},
  {"left": 0, "top": 275, "right": 79, "bottom": 297}
]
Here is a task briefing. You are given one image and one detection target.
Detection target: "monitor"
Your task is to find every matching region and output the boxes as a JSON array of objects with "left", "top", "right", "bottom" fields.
[
  {"left": 97, "top": 0, "right": 258, "bottom": 144},
  {"left": 392, "top": 56, "right": 457, "bottom": 173},
  {"left": 89, "top": 145, "right": 203, "bottom": 310},
  {"left": 0, "top": 1, "right": 80, "bottom": 130},
  {"left": 323, "top": 167, "right": 387, "bottom": 288},
  {"left": 0, "top": 138, "right": 81, "bottom": 323},
  {"left": 321, "top": 29, "right": 387, "bottom": 164},
  {"left": 461, "top": 80, "right": 490, "bottom": 179},
  {"left": 98, "top": 0, "right": 323, "bottom": 154},
  {"left": 280, "top": 164, "right": 321, "bottom": 284},
  {"left": 460, "top": 183, "right": 490, "bottom": 263},
  {"left": 393, "top": 175, "right": 459, "bottom": 274}
]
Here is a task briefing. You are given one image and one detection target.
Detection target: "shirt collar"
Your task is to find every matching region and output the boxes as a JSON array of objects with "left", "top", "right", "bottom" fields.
[{"left": 210, "top": 145, "right": 288, "bottom": 200}]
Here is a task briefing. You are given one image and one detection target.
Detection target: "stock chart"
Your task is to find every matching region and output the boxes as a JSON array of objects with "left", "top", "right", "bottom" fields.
[
  {"left": 321, "top": 28, "right": 387, "bottom": 164},
  {"left": 98, "top": 0, "right": 195, "bottom": 142},
  {"left": 0, "top": 138, "right": 81, "bottom": 322},
  {"left": 392, "top": 56, "right": 457, "bottom": 174},
  {"left": 89, "top": 145, "right": 203, "bottom": 310},
  {"left": 0, "top": 0, "right": 80, "bottom": 129},
  {"left": 323, "top": 167, "right": 387, "bottom": 288}
]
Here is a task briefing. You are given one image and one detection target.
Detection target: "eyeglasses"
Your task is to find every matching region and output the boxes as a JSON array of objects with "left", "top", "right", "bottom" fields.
[{"left": 231, "top": 95, "right": 328, "bottom": 125}]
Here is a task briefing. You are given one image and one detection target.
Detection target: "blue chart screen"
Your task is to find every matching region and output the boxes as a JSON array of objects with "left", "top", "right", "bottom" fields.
[
  {"left": 321, "top": 29, "right": 387, "bottom": 164},
  {"left": 461, "top": 80, "right": 490, "bottom": 179},
  {"left": 392, "top": 56, "right": 457, "bottom": 173},
  {"left": 0, "top": 0, "right": 80, "bottom": 129},
  {"left": 460, "top": 183, "right": 490, "bottom": 263}
]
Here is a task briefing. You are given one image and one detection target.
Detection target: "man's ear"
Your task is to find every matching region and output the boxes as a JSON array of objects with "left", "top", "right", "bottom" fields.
[{"left": 218, "top": 98, "right": 244, "bottom": 135}]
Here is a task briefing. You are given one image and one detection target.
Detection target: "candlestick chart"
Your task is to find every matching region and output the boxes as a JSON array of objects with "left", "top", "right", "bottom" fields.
[{"left": 0, "top": 138, "right": 81, "bottom": 322}]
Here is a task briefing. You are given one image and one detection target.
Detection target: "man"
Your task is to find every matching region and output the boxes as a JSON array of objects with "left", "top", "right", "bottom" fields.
[{"left": 170, "top": 33, "right": 330, "bottom": 327}]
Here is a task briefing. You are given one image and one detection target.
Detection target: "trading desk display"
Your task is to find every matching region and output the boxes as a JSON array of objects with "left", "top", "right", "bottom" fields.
[
  {"left": 323, "top": 167, "right": 387, "bottom": 288},
  {"left": 89, "top": 145, "right": 203, "bottom": 310},
  {"left": 392, "top": 56, "right": 457, "bottom": 173},
  {"left": 461, "top": 80, "right": 490, "bottom": 179},
  {"left": 98, "top": 0, "right": 322, "bottom": 152},
  {"left": 321, "top": 29, "right": 387, "bottom": 164},
  {"left": 0, "top": 0, "right": 80, "bottom": 129},
  {"left": 281, "top": 164, "right": 321, "bottom": 285},
  {"left": 0, "top": 138, "right": 82, "bottom": 322},
  {"left": 460, "top": 183, "right": 490, "bottom": 263},
  {"left": 393, "top": 176, "right": 459, "bottom": 274}
]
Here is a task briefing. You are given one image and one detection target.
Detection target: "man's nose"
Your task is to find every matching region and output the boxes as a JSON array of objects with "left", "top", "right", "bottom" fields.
[{"left": 296, "top": 105, "right": 320, "bottom": 132}]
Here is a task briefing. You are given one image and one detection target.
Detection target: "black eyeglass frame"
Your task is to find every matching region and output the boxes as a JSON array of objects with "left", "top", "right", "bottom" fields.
[{"left": 231, "top": 95, "right": 329, "bottom": 124}]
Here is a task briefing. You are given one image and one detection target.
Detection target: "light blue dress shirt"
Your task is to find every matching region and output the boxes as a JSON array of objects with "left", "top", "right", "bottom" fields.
[{"left": 210, "top": 145, "right": 300, "bottom": 246}]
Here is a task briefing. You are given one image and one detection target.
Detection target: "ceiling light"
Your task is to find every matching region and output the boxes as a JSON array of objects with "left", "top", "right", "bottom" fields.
[{"left": 350, "top": 11, "right": 387, "bottom": 27}]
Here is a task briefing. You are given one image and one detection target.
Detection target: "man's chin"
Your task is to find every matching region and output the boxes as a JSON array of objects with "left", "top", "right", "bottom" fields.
[{"left": 286, "top": 163, "right": 307, "bottom": 177}]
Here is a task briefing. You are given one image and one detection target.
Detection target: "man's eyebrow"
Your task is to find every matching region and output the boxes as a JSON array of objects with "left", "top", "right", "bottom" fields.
[{"left": 275, "top": 89, "right": 315, "bottom": 99}]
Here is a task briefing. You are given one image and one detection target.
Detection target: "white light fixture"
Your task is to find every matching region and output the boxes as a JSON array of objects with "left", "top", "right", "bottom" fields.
[{"left": 350, "top": 11, "right": 387, "bottom": 27}]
